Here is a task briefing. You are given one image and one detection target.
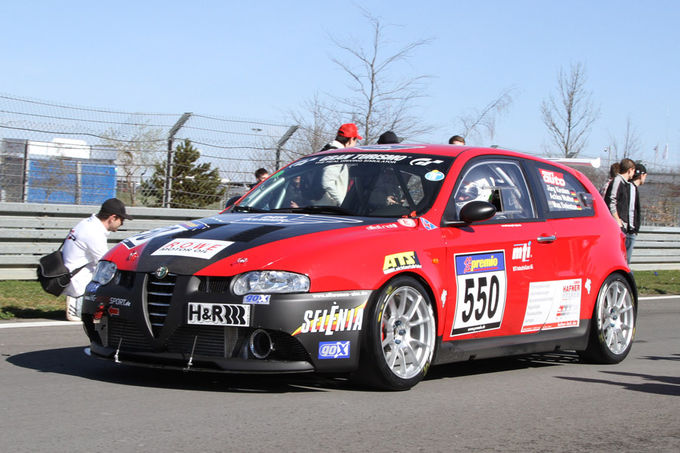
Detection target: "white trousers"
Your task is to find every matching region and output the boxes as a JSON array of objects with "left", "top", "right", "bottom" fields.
[{"left": 66, "top": 295, "right": 82, "bottom": 321}]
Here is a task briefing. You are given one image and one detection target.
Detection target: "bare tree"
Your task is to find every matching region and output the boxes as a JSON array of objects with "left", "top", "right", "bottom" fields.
[
  {"left": 330, "top": 13, "right": 434, "bottom": 143},
  {"left": 541, "top": 62, "right": 599, "bottom": 158},
  {"left": 292, "top": 11, "right": 432, "bottom": 147},
  {"left": 607, "top": 117, "right": 642, "bottom": 162},
  {"left": 288, "top": 94, "right": 344, "bottom": 156},
  {"left": 457, "top": 87, "right": 515, "bottom": 144},
  {"left": 101, "top": 123, "right": 164, "bottom": 206}
]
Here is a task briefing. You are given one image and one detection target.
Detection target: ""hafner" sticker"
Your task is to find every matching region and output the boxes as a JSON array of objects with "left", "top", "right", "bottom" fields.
[{"left": 151, "top": 239, "right": 233, "bottom": 259}]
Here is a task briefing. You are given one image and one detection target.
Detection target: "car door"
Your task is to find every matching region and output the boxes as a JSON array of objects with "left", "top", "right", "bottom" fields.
[
  {"left": 440, "top": 157, "right": 551, "bottom": 341},
  {"left": 520, "top": 161, "right": 598, "bottom": 332}
]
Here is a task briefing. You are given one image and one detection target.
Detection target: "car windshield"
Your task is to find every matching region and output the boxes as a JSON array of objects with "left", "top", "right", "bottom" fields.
[{"left": 236, "top": 151, "right": 454, "bottom": 217}]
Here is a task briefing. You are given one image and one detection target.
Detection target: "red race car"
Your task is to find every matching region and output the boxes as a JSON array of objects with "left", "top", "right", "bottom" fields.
[{"left": 82, "top": 144, "right": 636, "bottom": 390}]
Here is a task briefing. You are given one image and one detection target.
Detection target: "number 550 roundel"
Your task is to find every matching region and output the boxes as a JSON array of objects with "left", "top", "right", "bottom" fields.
[{"left": 81, "top": 144, "right": 636, "bottom": 390}]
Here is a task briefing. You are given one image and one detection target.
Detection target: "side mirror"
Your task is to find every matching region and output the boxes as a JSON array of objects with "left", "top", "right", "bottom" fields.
[{"left": 442, "top": 201, "right": 496, "bottom": 227}]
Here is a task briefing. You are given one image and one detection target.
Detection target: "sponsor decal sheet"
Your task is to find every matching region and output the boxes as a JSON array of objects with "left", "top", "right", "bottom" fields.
[{"left": 521, "top": 278, "right": 582, "bottom": 332}]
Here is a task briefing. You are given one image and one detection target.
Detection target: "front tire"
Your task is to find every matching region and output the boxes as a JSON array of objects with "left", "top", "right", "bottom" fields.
[
  {"left": 357, "top": 276, "right": 436, "bottom": 390},
  {"left": 579, "top": 273, "right": 636, "bottom": 363}
]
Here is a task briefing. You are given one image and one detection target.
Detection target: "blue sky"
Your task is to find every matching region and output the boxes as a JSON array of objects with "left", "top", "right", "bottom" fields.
[{"left": 1, "top": 0, "right": 678, "bottom": 168}]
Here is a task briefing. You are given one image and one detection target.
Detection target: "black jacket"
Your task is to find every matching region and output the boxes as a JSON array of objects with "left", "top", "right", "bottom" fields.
[{"left": 604, "top": 175, "right": 640, "bottom": 234}]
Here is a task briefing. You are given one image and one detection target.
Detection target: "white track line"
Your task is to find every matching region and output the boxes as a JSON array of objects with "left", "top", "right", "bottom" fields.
[
  {"left": 638, "top": 295, "right": 679, "bottom": 301},
  {"left": 0, "top": 320, "right": 81, "bottom": 329}
]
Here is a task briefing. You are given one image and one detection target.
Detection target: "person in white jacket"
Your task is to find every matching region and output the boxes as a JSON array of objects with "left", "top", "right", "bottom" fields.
[
  {"left": 62, "top": 198, "right": 132, "bottom": 321},
  {"left": 318, "top": 123, "right": 362, "bottom": 205}
]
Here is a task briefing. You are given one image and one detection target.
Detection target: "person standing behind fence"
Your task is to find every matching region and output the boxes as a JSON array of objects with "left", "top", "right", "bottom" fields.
[
  {"left": 448, "top": 135, "right": 466, "bottom": 145},
  {"left": 600, "top": 162, "right": 620, "bottom": 197},
  {"left": 251, "top": 168, "right": 269, "bottom": 188},
  {"left": 62, "top": 198, "right": 132, "bottom": 321},
  {"left": 377, "top": 130, "right": 402, "bottom": 144},
  {"left": 604, "top": 158, "right": 636, "bottom": 264}
]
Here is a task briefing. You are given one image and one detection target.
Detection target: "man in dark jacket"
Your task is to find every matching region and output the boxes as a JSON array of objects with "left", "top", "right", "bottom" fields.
[
  {"left": 604, "top": 158, "right": 637, "bottom": 264},
  {"left": 624, "top": 163, "right": 648, "bottom": 264},
  {"left": 377, "top": 130, "right": 402, "bottom": 144}
]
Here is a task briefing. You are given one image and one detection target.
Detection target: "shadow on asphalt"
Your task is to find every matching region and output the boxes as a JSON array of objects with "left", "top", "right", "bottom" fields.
[
  {"left": 426, "top": 350, "right": 580, "bottom": 381},
  {"left": 7, "top": 346, "right": 587, "bottom": 393},
  {"left": 6, "top": 346, "right": 351, "bottom": 393},
  {"left": 557, "top": 366, "right": 680, "bottom": 397}
]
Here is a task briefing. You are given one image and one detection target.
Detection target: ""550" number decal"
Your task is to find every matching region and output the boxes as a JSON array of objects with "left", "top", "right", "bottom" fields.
[{"left": 452, "top": 251, "right": 507, "bottom": 336}]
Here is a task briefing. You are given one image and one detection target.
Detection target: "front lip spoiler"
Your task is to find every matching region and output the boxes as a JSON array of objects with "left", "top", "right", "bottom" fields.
[{"left": 87, "top": 343, "right": 315, "bottom": 374}]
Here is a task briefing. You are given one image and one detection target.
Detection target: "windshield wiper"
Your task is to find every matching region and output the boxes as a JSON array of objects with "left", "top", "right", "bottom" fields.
[
  {"left": 231, "top": 205, "right": 269, "bottom": 213},
  {"left": 269, "top": 205, "right": 354, "bottom": 216}
]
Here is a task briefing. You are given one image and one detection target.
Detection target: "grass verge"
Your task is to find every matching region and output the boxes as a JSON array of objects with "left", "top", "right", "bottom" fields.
[
  {"left": 0, "top": 270, "right": 678, "bottom": 320},
  {"left": 633, "top": 269, "right": 680, "bottom": 295},
  {"left": 0, "top": 281, "right": 67, "bottom": 320}
]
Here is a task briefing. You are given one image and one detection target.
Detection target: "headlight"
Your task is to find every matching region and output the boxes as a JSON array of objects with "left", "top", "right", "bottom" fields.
[
  {"left": 232, "top": 271, "right": 310, "bottom": 295},
  {"left": 92, "top": 261, "right": 117, "bottom": 285}
]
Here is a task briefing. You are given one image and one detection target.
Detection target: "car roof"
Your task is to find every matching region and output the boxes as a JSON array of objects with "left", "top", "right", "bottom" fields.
[
  {"left": 323, "top": 143, "right": 540, "bottom": 162},
  {"left": 310, "top": 144, "right": 587, "bottom": 175},
  {"left": 317, "top": 143, "right": 467, "bottom": 158}
]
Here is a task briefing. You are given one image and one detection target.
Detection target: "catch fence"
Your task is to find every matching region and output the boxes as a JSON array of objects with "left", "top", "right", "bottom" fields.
[
  {"left": 0, "top": 94, "right": 302, "bottom": 209},
  {"left": 1, "top": 93, "right": 678, "bottom": 225}
]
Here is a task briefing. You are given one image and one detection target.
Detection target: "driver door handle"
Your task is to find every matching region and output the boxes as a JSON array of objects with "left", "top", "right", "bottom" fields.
[{"left": 537, "top": 234, "right": 557, "bottom": 243}]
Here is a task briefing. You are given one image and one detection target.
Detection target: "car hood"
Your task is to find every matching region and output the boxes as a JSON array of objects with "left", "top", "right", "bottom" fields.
[{"left": 105, "top": 212, "right": 409, "bottom": 275}]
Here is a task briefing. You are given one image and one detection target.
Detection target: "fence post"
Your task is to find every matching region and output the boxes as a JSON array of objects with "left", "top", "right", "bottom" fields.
[
  {"left": 163, "top": 112, "right": 192, "bottom": 208},
  {"left": 275, "top": 125, "right": 299, "bottom": 170},
  {"left": 21, "top": 140, "right": 28, "bottom": 203}
]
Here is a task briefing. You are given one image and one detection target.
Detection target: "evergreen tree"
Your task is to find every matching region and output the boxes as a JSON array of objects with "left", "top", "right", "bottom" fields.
[{"left": 142, "top": 139, "right": 224, "bottom": 208}]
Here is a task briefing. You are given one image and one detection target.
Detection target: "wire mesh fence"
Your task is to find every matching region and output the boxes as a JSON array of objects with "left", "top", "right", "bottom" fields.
[
  {"left": 0, "top": 94, "right": 301, "bottom": 209},
  {"left": 1, "top": 93, "right": 678, "bottom": 225},
  {"left": 574, "top": 164, "right": 680, "bottom": 227}
]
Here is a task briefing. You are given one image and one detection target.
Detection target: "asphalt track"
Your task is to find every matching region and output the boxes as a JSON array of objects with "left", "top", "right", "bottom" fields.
[{"left": 1, "top": 296, "right": 678, "bottom": 452}]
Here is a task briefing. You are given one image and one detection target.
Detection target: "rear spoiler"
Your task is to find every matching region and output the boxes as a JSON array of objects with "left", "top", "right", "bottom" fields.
[
  {"left": 488, "top": 145, "right": 602, "bottom": 169},
  {"left": 545, "top": 157, "right": 601, "bottom": 169}
]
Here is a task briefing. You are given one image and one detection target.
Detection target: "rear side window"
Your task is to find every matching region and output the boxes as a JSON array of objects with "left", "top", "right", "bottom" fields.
[{"left": 531, "top": 164, "right": 594, "bottom": 218}]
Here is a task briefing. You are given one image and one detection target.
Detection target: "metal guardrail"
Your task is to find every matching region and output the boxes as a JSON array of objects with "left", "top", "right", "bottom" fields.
[
  {"left": 628, "top": 226, "right": 680, "bottom": 270},
  {"left": 0, "top": 201, "right": 215, "bottom": 280},
  {"left": 0, "top": 202, "right": 678, "bottom": 280}
]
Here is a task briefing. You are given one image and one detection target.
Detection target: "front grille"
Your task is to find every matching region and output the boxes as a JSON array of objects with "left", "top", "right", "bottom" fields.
[
  {"left": 168, "top": 325, "right": 242, "bottom": 357},
  {"left": 146, "top": 272, "right": 176, "bottom": 337},
  {"left": 105, "top": 317, "right": 309, "bottom": 362},
  {"left": 198, "top": 276, "right": 232, "bottom": 294},
  {"left": 108, "top": 318, "right": 152, "bottom": 351}
]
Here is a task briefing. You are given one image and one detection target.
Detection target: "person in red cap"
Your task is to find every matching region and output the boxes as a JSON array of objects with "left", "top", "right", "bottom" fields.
[
  {"left": 319, "top": 123, "right": 363, "bottom": 152},
  {"left": 317, "top": 123, "right": 362, "bottom": 205}
]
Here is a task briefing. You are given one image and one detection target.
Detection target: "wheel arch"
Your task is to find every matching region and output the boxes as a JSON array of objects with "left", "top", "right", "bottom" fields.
[
  {"left": 379, "top": 271, "right": 440, "bottom": 327},
  {"left": 610, "top": 269, "right": 639, "bottom": 307}
]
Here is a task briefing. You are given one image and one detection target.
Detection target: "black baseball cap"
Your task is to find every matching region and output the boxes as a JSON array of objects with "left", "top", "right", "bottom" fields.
[
  {"left": 377, "top": 131, "right": 402, "bottom": 144},
  {"left": 99, "top": 198, "right": 133, "bottom": 220}
]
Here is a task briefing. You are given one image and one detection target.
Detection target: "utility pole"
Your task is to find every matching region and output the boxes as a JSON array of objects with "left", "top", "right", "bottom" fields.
[{"left": 163, "top": 112, "right": 192, "bottom": 208}]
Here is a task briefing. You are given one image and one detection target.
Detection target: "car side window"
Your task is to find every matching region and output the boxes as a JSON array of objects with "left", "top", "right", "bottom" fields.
[
  {"left": 447, "top": 159, "right": 535, "bottom": 221},
  {"left": 532, "top": 164, "right": 595, "bottom": 218}
]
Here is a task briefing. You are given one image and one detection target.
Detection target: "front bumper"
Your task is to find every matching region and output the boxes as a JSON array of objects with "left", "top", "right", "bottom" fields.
[{"left": 82, "top": 271, "right": 372, "bottom": 374}]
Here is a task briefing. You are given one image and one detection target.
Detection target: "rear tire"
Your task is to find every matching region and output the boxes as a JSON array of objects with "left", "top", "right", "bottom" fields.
[
  {"left": 579, "top": 273, "right": 636, "bottom": 363},
  {"left": 356, "top": 276, "right": 436, "bottom": 390}
]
